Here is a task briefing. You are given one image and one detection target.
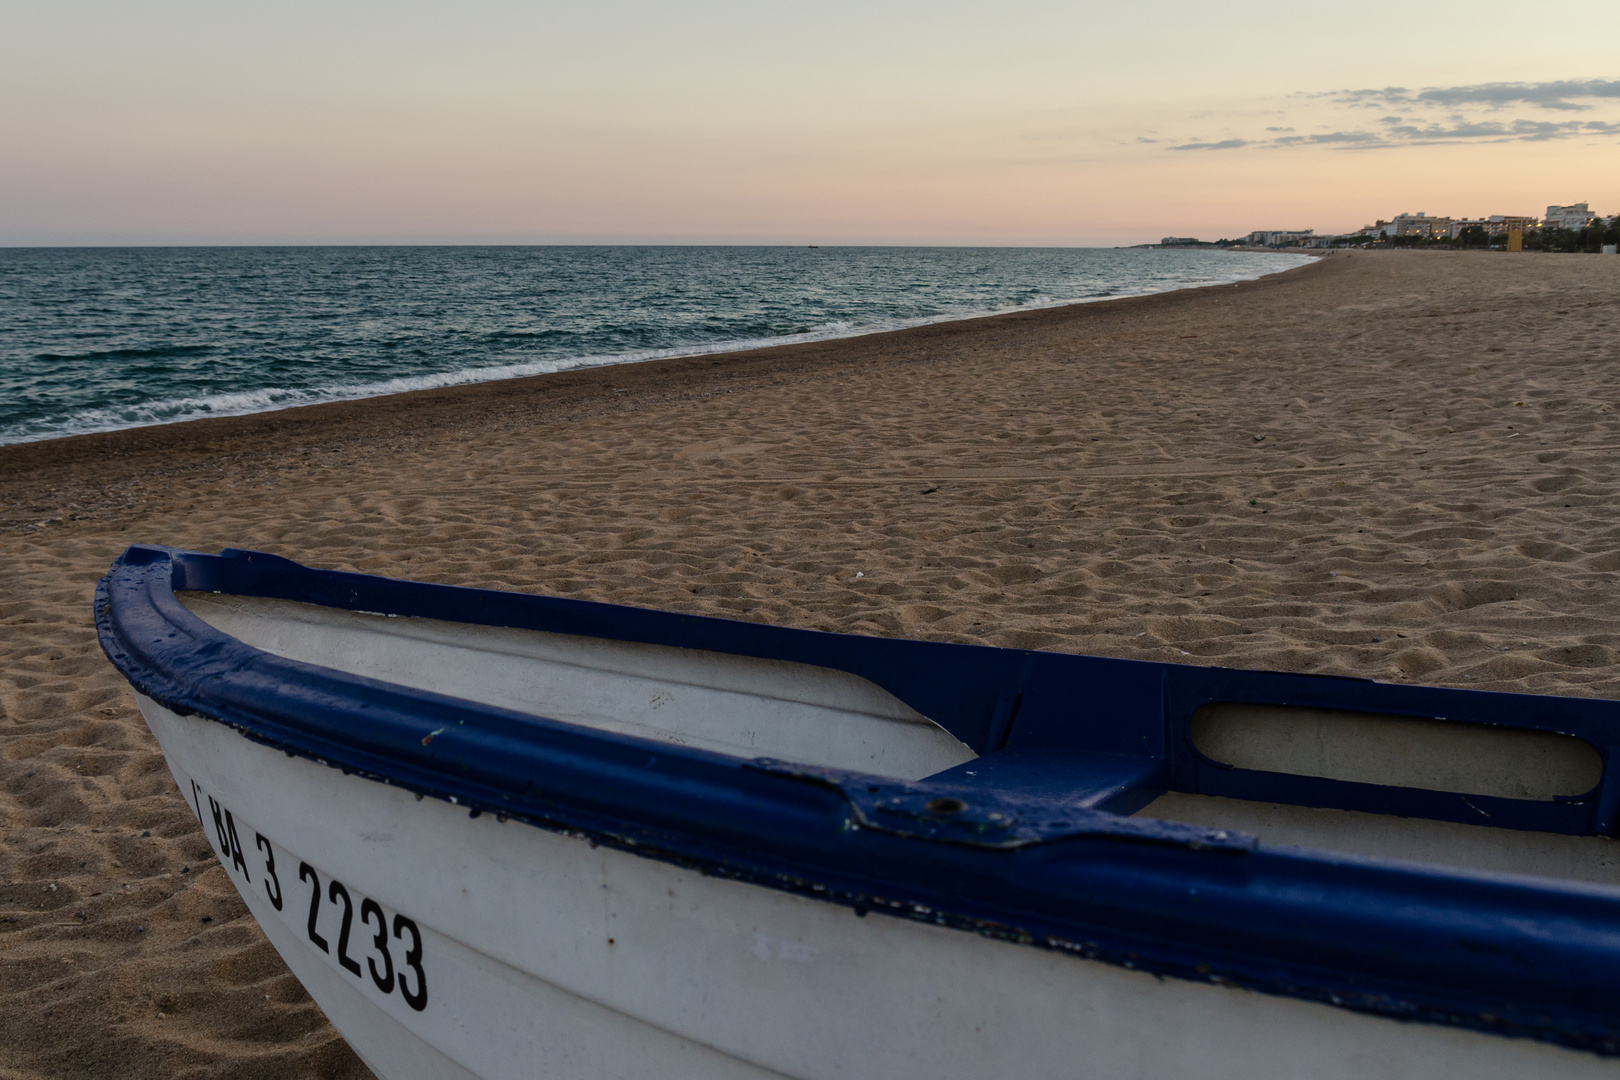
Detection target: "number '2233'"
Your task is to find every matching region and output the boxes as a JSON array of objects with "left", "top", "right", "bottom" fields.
[{"left": 193, "top": 780, "right": 427, "bottom": 1012}]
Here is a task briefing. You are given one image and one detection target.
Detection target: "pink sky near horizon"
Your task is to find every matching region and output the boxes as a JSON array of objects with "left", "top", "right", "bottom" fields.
[{"left": 3, "top": 0, "right": 1618, "bottom": 246}]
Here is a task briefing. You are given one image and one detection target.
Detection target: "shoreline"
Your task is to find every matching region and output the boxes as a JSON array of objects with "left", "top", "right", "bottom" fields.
[
  {"left": 0, "top": 250, "right": 1315, "bottom": 454},
  {"left": 0, "top": 254, "right": 1321, "bottom": 497}
]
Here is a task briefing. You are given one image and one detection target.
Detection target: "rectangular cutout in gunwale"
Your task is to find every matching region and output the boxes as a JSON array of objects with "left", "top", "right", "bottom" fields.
[{"left": 1189, "top": 703, "right": 1601, "bottom": 802}]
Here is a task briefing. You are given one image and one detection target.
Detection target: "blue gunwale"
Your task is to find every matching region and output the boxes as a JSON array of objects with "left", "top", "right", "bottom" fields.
[{"left": 97, "top": 545, "right": 1620, "bottom": 1056}]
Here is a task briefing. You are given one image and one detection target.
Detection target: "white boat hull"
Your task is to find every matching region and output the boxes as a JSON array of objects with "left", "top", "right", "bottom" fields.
[{"left": 140, "top": 695, "right": 1619, "bottom": 1080}]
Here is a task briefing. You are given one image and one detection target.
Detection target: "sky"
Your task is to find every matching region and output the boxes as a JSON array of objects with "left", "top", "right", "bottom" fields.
[{"left": 3, "top": 0, "right": 1618, "bottom": 246}]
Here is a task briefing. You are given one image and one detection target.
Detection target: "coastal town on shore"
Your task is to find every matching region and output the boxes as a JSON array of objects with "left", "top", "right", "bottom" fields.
[{"left": 1160, "top": 201, "right": 1620, "bottom": 251}]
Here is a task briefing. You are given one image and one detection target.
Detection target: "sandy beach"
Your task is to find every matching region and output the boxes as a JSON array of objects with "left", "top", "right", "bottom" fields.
[{"left": 6, "top": 249, "right": 1620, "bottom": 1077}]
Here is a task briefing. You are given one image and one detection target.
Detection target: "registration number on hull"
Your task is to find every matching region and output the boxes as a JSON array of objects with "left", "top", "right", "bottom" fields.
[{"left": 186, "top": 777, "right": 428, "bottom": 1013}]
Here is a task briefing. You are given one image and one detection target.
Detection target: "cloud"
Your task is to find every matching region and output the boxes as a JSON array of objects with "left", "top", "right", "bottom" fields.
[
  {"left": 1168, "top": 138, "right": 1249, "bottom": 151},
  {"left": 1158, "top": 79, "right": 1620, "bottom": 152},
  {"left": 1273, "top": 131, "right": 1386, "bottom": 146},
  {"left": 1416, "top": 79, "right": 1620, "bottom": 110},
  {"left": 1333, "top": 79, "right": 1620, "bottom": 112},
  {"left": 1369, "top": 116, "right": 1620, "bottom": 145}
]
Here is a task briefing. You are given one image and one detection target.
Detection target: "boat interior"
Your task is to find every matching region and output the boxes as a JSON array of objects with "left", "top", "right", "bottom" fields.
[{"left": 180, "top": 589, "right": 1620, "bottom": 891}]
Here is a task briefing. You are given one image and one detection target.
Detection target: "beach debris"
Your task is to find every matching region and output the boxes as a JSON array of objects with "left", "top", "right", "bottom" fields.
[
  {"left": 1253, "top": 434, "right": 1265, "bottom": 442},
  {"left": 921, "top": 486, "right": 938, "bottom": 495},
  {"left": 854, "top": 571, "right": 863, "bottom": 579}
]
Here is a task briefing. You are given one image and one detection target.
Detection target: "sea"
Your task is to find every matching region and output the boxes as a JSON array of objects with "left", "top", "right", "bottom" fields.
[{"left": 0, "top": 246, "right": 1310, "bottom": 446}]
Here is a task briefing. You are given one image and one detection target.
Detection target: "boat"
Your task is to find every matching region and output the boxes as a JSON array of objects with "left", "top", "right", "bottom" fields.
[{"left": 97, "top": 544, "right": 1620, "bottom": 1079}]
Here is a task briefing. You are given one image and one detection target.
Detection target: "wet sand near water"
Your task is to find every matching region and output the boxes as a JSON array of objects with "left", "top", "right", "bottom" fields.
[{"left": 5, "top": 250, "right": 1620, "bottom": 1076}]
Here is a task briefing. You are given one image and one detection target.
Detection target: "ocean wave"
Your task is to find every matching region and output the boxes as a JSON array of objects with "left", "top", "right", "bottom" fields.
[{"left": 33, "top": 343, "right": 216, "bottom": 363}]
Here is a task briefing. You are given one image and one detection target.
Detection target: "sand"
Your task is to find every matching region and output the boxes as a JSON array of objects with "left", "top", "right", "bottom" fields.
[{"left": 4, "top": 249, "right": 1620, "bottom": 1076}]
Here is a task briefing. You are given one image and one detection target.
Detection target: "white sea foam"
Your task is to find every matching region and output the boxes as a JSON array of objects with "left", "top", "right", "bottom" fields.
[{"left": 0, "top": 251, "right": 1312, "bottom": 446}]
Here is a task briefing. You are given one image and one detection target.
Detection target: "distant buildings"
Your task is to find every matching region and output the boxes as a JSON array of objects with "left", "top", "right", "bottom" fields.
[
  {"left": 1244, "top": 229, "right": 1313, "bottom": 247},
  {"left": 1228, "top": 202, "right": 1610, "bottom": 248},
  {"left": 1544, "top": 203, "right": 1597, "bottom": 230},
  {"left": 1447, "top": 215, "right": 1537, "bottom": 239},
  {"left": 1356, "top": 212, "right": 1458, "bottom": 239},
  {"left": 1392, "top": 212, "right": 1452, "bottom": 239}
]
